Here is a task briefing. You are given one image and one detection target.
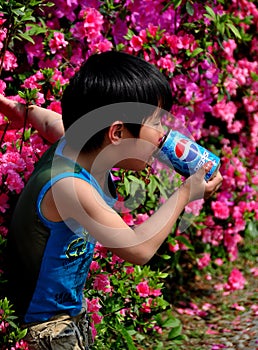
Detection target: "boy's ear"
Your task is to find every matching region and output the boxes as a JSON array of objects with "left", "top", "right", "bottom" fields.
[{"left": 108, "top": 121, "right": 124, "bottom": 145}]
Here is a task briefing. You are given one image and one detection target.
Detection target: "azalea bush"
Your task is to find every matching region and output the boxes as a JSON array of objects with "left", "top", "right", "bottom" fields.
[{"left": 0, "top": 0, "right": 257, "bottom": 349}]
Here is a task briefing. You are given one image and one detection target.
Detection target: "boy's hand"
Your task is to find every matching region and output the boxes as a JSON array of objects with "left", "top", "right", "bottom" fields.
[
  {"left": 0, "top": 94, "right": 25, "bottom": 129},
  {"left": 180, "top": 162, "right": 223, "bottom": 203}
]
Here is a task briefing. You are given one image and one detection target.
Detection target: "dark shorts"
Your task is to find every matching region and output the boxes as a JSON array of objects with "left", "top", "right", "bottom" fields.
[{"left": 23, "top": 311, "right": 93, "bottom": 350}]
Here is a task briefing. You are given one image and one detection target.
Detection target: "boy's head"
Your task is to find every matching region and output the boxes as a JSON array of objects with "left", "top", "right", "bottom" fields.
[{"left": 61, "top": 51, "right": 172, "bottom": 151}]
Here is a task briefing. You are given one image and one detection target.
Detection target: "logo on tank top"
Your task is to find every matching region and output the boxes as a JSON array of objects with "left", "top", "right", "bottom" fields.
[{"left": 66, "top": 237, "right": 87, "bottom": 258}]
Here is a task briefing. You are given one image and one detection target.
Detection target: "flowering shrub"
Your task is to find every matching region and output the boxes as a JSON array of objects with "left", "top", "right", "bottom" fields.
[
  {"left": 84, "top": 245, "right": 184, "bottom": 349},
  {"left": 0, "top": 0, "right": 257, "bottom": 348}
]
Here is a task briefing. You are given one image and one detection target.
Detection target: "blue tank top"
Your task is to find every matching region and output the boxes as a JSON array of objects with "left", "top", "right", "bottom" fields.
[{"left": 8, "top": 139, "right": 117, "bottom": 324}]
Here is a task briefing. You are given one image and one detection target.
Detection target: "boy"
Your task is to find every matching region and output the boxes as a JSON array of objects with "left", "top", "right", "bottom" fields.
[{"left": 2, "top": 51, "right": 222, "bottom": 350}]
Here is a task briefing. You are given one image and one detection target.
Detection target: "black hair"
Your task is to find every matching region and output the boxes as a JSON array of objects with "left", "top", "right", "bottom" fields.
[{"left": 61, "top": 51, "right": 172, "bottom": 151}]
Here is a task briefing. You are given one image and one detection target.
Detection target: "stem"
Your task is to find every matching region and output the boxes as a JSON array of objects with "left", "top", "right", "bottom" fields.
[
  {"left": 19, "top": 104, "right": 29, "bottom": 154},
  {"left": 174, "top": 6, "right": 178, "bottom": 34},
  {"left": 0, "top": 122, "right": 10, "bottom": 148}
]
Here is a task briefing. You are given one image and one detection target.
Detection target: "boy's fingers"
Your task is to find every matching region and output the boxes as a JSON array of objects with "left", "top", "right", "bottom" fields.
[
  {"left": 195, "top": 161, "right": 213, "bottom": 179},
  {"left": 203, "top": 161, "right": 213, "bottom": 173}
]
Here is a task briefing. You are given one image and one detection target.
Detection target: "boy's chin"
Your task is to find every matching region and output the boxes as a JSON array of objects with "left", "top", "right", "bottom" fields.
[{"left": 115, "top": 159, "right": 148, "bottom": 171}]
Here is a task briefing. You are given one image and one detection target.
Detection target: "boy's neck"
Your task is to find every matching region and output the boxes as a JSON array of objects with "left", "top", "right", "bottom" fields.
[{"left": 63, "top": 144, "right": 111, "bottom": 189}]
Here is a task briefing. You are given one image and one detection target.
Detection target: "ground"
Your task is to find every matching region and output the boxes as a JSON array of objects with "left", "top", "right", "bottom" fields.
[{"left": 173, "top": 259, "right": 258, "bottom": 350}]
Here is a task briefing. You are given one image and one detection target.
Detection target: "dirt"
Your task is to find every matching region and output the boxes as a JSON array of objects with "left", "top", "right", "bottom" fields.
[{"left": 172, "top": 263, "right": 258, "bottom": 350}]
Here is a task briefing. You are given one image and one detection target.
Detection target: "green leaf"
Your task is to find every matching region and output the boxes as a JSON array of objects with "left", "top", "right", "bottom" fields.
[
  {"left": 250, "top": 71, "right": 258, "bottom": 81},
  {"left": 17, "top": 328, "right": 28, "bottom": 340},
  {"left": 15, "top": 32, "right": 35, "bottom": 44},
  {"left": 116, "top": 43, "right": 125, "bottom": 51},
  {"left": 190, "top": 48, "right": 203, "bottom": 58},
  {"left": 162, "top": 316, "right": 181, "bottom": 328},
  {"left": 168, "top": 324, "right": 182, "bottom": 340},
  {"left": 117, "top": 324, "right": 138, "bottom": 350},
  {"left": 226, "top": 22, "right": 242, "bottom": 39},
  {"left": 147, "top": 177, "right": 157, "bottom": 196},
  {"left": 7, "top": 320, "right": 18, "bottom": 328},
  {"left": 246, "top": 221, "right": 258, "bottom": 238},
  {"left": 23, "top": 128, "right": 31, "bottom": 141},
  {"left": 26, "top": 25, "right": 48, "bottom": 36},
  {"left": 128, "top": 175, "right": 144, "bottom": 185},
  {"left": 160, "top": 254, "right": 171, "bottom": 260},
  {"left": 130, "top": 181, "right": 140, "bottom": 197},
  {"left": 124, "top": 28, "right": 135, "bottom": 40},
  {"left": 151, "top": 44, "right": 159, "bottom": 55},
  {"left": 175, "top": 235, "right": 194, "bottom": 250},
  {"left": 162, "top": 0, "right": 182, "bottom": 13},
  {"left": 123, "top": 176, "right": 130, "bottom": 195},
  {"left": 174, "top": 0, "right": 183, "bottom": 9},
  {"left": 186, "top": 1, "right": 194, "bottom": 16},
  {"left": 158, "top": 272, "right": 169, "bottom": 278},
  {"left": 205, "top": 6, "right": 216, "bottom": 20},
  {"left": 217, "top": 21, "right": 225, "bottom": 35}
]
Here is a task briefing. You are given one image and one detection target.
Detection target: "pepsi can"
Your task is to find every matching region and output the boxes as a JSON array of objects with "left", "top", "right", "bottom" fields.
[{"left": 155, "top": 130, "right": 220, "bottom": 181}]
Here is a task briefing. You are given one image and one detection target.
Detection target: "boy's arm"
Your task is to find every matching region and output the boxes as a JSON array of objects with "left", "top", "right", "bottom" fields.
[
  {"left": 50, "top": 165, "right": 223, "bottom": 265},
  {"left": 0, "top": 94, "right": 64, "bottom": 143}
]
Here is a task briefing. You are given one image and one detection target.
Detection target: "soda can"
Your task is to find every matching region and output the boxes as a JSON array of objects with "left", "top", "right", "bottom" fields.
[{"left": 155, "top": 130, "right": 220, "bottom": 181}]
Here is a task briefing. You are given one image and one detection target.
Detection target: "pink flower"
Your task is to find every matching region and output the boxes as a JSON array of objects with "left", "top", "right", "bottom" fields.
[
  {"left": 136, "top": 281, "right": 150, "bottom": 297},
  {"left": 94, "top": 243, "right": 108, "bottom": 259},
  {"left": 91, "top": 312, "right": 103, "bottom": 324},
  {"left": 211, "top": 200, "right": 230, "bottom": 219},
  {"left": 81, "top": 7, "right": 104, "bottom": 42},
  {"left": 227, "top": 268, "right": 246, "bottom": 291},
  {"left": 111, "top": 254, "right": 124, "bottom": 265},
  {"left": 206, "top": 328, "right": 219, "bottom": 335},
  {"left": 156, "top": 54, "right": 175, "bottom": 73},
  {"left": 91, "top": 323, "right": 97, "bottom": 340},
  {"left": 168, "top": 242, "right": 180, "bottom": 253},
  {"left": 112, "top": 17, "right": 128, "bottom": 45},
  {"left": 0, "top": 193, "right": 9, "bottom": 213},
  {"left": 90, "top": 261, "right": 100, "bottom": 271},
  {"left": 224, "top": 76, "right": 238, "bottom": 96},
  {"left": 222, "top": 39, "right": 237, "bottom": 61},
  {"left": 212, "top": 99, "right": 237, "bottom": 130},
  {"left": 0, "top": 225, "right": 8, "bottom": 237},
  {"left": 25, "top": 36, "right": 45, "bottom": 65},
  {"left": 0, "top": 29, "right": 6, "bottom": 51},
  {"left": 134, "top": 213, "right": 149, "bottom": 224},
  {"left": 197, "top": 253, "right": 211, "bottom": 270},
  {"left": 250, "top": 267, "right": 258, "bottom": 277},
  {"left": 185, "top": 199, "right": 204, "bottom": 215},
  {"left": 3, "top": 50, "right": 18, "bottom": 71},
  {"left": 231, "top": 303, "right": 245, "bottom": 311},
  {"left": 47, "top": 101, "right": 62, "bottom": 114},
  {"left": 89, "top": 38, "right": 113, "bottom": 53},
  {"left": 224, "top": 229, "right": 242, "bottom": 261},
  {"left": 211, "top": 345, "right": 227, "bottom": 349},
  {"left": 154, "top": 325, "right": 163, "bottom": 334},
  {"left": 251, "top": 304, "right": 258, "bottom": 316},
  {"left": 93, "top": 274, "right": 112, "bottom": 293},
  {"left": 122, "top": 213, "right": 134, "bottom": 226},
  {"left": 203, "top": 273, "right": 211, "bottom": 281},
  {"left": 140, "top": 298, "right": 153, "bottom": 313},
  {"left": 125, "top": 266, "right": 134, "bottom": 274},
  {"left": 130, "top": 35, "right": 143, "bottom": 51},
  {"left": 86, "top": 297, "right": 101, "bottom": 313},
  {"left": 214, "top": 258, "right": 224, "bottom": 266},
  {"left": 5, "top": 170, "right": 24, "bottom": 193},
  {"left": 150, "top": 288, "right": 162, "bottom": 297},
  {"left": 0, "top": 321, "right": 9, "bottom": 332},
  {"left": 49, "top": 32, "right": 68, "bottom": 54}
]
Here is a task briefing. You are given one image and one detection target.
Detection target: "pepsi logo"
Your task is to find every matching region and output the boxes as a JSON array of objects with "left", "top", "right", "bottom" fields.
[{"left": 175, "top": 139, "right": 199, "bottom": 162}]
